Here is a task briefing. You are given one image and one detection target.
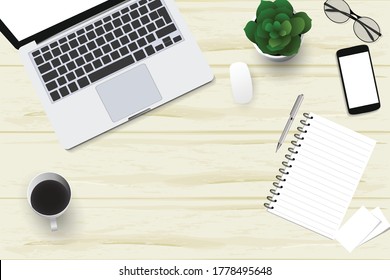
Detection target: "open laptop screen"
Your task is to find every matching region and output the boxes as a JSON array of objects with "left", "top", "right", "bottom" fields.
[{"left": 0, "top": 0, "right": 106, "bottom": 41}]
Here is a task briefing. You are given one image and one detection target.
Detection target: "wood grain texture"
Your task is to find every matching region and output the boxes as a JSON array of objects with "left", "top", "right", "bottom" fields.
[{"left": 1, "top": 0, "right": 390, "bottom": 259}]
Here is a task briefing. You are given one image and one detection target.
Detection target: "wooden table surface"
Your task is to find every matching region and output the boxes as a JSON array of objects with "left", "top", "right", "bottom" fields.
[{"left": 1, "top": 0, "right": 389, "bottom": 259}]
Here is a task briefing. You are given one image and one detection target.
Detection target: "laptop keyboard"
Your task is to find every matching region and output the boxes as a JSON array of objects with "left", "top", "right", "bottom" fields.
[{"left": 30, "top": 0, "right": 183, "bottom": 103}]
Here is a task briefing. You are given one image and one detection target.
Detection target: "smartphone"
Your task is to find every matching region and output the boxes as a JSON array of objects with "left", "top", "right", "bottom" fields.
[{"left": 336, "top": 45, "right": 380, "bottom": 114}]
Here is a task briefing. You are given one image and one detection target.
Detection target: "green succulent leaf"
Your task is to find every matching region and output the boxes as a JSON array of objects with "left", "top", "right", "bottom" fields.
[
  {"left": 264, "top": 22, "right": 273, "bottom": 32},
  {"left": 268, "top": 35, "right": 291, "bottom": 51},
  {"left": 293, "top": 12, "right": 312, "bottom": 34},
  {"left": 274, "top": 0, "right": 293, "bottom": 12},
  {"left": 275, "top": 13, "right": 290, "bottom": 22},
  {"left": 244, "top": 21, "right": 258, "bottom": 43},
  {"left": 273, "top": 21, "right": 281, "bottom": 31},
  {"left": 281, "top": 20, "right": 292, "bottom": 35},
  {"left": 290, "top": 17, "right": 305, "bottom": 36},
  {"left": 256, "top": 0, "right": 276, "bottom": 18},
  {"left": 275, "top": 7, "right": 293, "bottom": 17},
  {"left": 257, "top": 23, "right": 270, "bottom": 38},
  {"left": 257, "top": 7, "right": 277, "bottom": 22},
  {"left": 255, "top": 34, "right": 271, "bottom": 54},
  {"left": 269, "top": 31, "right": 280, "bottom": 39},
  {"left": 282, "top": 35, "right": 301, "bottom": 56}
]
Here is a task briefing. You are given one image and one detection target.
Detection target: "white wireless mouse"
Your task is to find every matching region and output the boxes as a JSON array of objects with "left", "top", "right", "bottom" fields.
[{"left": 229, "top": 62, "right": 253, "bottom": 104}]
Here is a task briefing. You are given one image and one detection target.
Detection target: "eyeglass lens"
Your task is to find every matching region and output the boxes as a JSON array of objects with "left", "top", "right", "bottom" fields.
[{"left": 324, "top": 0, "right": 381, "bottom": 42}]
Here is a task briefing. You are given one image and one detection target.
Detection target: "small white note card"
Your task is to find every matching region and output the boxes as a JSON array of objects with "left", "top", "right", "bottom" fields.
[{"left": 336, "top": 206, "right": 390, "bottom": 252}]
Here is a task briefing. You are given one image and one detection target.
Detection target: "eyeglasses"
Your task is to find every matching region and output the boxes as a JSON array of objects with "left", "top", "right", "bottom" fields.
[{"left": 323, "top": 0, "right": 381, "bottom": 42}]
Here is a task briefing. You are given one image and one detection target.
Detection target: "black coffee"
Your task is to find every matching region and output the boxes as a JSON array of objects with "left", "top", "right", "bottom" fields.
[{"left": 31, "top": 180, "right": 71, "bottom": 215}]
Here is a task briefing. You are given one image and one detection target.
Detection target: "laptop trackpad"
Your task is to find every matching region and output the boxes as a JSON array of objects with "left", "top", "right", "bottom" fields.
[{"left": 96, "top": 64, "right": 162, "bottom": 122}]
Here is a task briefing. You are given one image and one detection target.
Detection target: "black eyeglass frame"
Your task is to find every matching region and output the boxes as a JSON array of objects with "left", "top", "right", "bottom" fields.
[{"left": 324, "top": 0, "right": 382, "bottom": 42}]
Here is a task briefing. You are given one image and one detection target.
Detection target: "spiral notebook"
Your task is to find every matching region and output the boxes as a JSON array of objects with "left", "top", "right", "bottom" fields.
[{"left": 265, "top": 113, "right": 376, "bottom": 239}]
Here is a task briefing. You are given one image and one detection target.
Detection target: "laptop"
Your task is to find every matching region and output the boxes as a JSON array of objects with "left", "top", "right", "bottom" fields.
[{"left": 0, "top": 0, "right": 213, "bottom": 149}]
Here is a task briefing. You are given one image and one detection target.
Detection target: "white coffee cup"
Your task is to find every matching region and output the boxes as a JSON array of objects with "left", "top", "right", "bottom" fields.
[{"left": 27, "top": 172, "right": 71, "bottom": 231}]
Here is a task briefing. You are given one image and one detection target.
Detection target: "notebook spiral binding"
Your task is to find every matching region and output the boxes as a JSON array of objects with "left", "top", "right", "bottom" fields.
[{"left": 264, "top": 112, "right": 314, "bottom": 210}]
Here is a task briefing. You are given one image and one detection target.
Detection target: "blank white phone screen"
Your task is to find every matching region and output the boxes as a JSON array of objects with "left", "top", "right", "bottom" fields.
[{"left": 339, "top": 52, "right": 378, "bottom": 109}]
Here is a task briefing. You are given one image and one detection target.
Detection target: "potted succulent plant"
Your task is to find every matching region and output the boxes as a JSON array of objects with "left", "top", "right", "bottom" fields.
[{"left": 244, "top": 0, "right": 312, "bottom": 61}]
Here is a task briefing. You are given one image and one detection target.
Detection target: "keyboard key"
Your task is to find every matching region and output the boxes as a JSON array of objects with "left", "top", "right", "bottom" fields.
[
  {"left": 113, "top": 11, "right": 121, "bottom": 18},
  {"left": 32, "top": 50, "right": 40, "bottom": 57},
  {"left": 129, "top": 31, "right": 138, "bottom": 41},
  {"left": 46, "top": 81, "right": 57, "bottom": 91},
  {"left": 93, "top": 48, "right": 103, "bottom": 58},
  {"left": 41, "top": 46, "right": 49, "bottom": 53},
  {"left": 101, "top": 55, "right": 112, "bottom": 64},
  {"left": 113, "top": 18, "right": 122, "bottom": 28},
  {"left": 128, "top": 42, "right": 137, "bottom": 52},
  {"left": 146, "top": 23, "right": 156, "bottom": 32},
  {"left": 68, "top": 82, "right": 78, "bottom": 93},
  {"left": 119, "top": 46, "right": 129, "bottom": 56},
  {"left": 66, "top": 61, "right": 76, "bottom": 71},
  {"left": 139, "top": 0, "right": 147, "bottom": 4},
  {"left": 68, "top": 33, "right": 76, "bottom": 40},
  {"left": 137, "top": 38, "right": 147, "bottom": 48},
  {"left": 43, "top": 52, "right": 53, "bottom": 61},
  {"left": 52, "top": 48, "right": 61, "bottom": 57},
  {"left": 150, "top": 11, "right": 159, "bottom": 20},
  {"left": 76, "top": 57, "right": 86, "bottom": 66},
  {"left": 145, "top": 45, "right": 155, "bottom": 56},
  {"left": 38, "top": 62, "right": 52, "bottom": 74},
  {"left": 75, "top": 68, "right": 85, "bottom": 77},
  {"left": 139, "top": 6, "right": 148, "bottom": 15},
  {"left": 96, "top": 26, "right": 105, "bottom": 36},
  {"left": 52, "top": 58, "right": 61, "bottom": 68},
  {"left": 50, "top": 91, "right": 61, "bottom": 101},
  {"left": 162, "top": 36, "right": 171, "bottom": 43},
  {"left": 157, "top": 7, "right": 173, "bottom": 24},
  {"left": 60, "top": 43, "right": 70, "bottom": 53},
  {"left": 105, "top": 32, "right": 115, "bottom": 42},
  {"left": 69, "top": 50, "right": 79, "bottom": 59},
  {"left": 58, "top": 66, "right": 67, "bottom": 75},
  {"left": 78, "top": 45, "right": 88, "bottom": 55},
  {"left": 130, "top": 3, "right": 138, "bottom": 10},
  {"left": 84, "top": 63, "right": 94, "bottom": 73},
  {"left": 121, "top": 14, "right": 131, "bottom": 23},
  {"left": 138, "top": 27, "right": 147, "bottom": 37},
  {"left": 92, "top": 59, "right": 103, "bottom": 69},
  {"left": 110, "top": 50, "right": 120, "bottom": 60},
  {"left": 155, "top": 44, "right": 164, "bottom": 51},
  {"left": 111, "top": 40, "right": 120, "bottom": 50},
  {"left": 148, "top": 0, "right": 163, "bottom": 11},
  {"left": 86, "top": 31, "right": 96, "bottom": 41},
  {"left": 104, "top": 22, "right": 114, "bottom": 32},
  {"left": 87, "top": 41, "right": 97, "bottom": 51},
  {"left": 103, "top": 16, "right": 111, "bottom": 23},
  {"left": 42, "top": 69, "right": 58, "bottom": 83},
  {"left": 130, "top": 10, "right": 140, "bottom": 19},
  {"left": 155, "top": 19, "right": 165, "bottom": 28},
  {"left": 69, "top": 39, "right": 79, "bottom": 48},
  {"left": 89, "top": 54, "right": 135, "bottom": 83},
  {"left": 131, "top": 19, "right": 141, "bottom": 29},
  {"left": 164, "top": 39, "right": 173, "bottom": 47},
  {"left": 95, "top": 20, "right": 103, "bottom": 27},
  {"left": 60, "top": 54, "right": 70, "bottom": 63},
  {"left": 121, "top": 7, "right": 129, "bottom": 14},
  {"left": 86, "top": 24, "right": 94, "bottom": 31},
  {"left": 78, "top": 35, "right": 87, "bottom": 44},
  {"left": 57, "top": 76, "right": 67, "bottom": 86},
  {"left": 156, "top": 23, "right": 177, "bottom": 38},
  {"left": 77, "top": 77, "right": 90, "bottom": 88},
  {"left": 96, "top": 37, "right": 106, "bottom": 46},
  {"left": 140, "top": 16, "right": 150, "bottom": 25},
  {"left": 50, "top": 41, "right": 59, "bottom": 48},
  {"left": 114, "top": 28, "right": 124, "bottom": 38},
  {"left": 59, "top": 86, "right": 70, "bottom": 97},
  {"left": 173, "top": 35, "right": 182, "bottom": 43},
  {"left": 66, "top": 72, "right": 76, "bottom": 82},
  {"left": 102, "top": 44, "right": 112, "bottom": 54},
  {"left": 84, "top": 53, "right": 94, "bottom": 62},
  {"left": 146, "top": 34, "right": 156, "bottom": 43},
  {"left": 134, "top": 49, "right": 146, "bottom": 61},
  {"left": 77, "top": 29, "right": 85, "bottom": 35},
  {"left": 120, "top": 36, "right": 130, "bottom": 45},
  {"left": 59, "top": 37, "right": 67, "bottom": 44},
  {"left": 123, "top": 24, "right": 132, "bottom": 33}
]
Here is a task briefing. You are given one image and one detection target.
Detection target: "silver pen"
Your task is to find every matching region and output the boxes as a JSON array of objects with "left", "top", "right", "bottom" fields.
[{"left": 276, "top": 94, "right": 304, "bottom": 152}]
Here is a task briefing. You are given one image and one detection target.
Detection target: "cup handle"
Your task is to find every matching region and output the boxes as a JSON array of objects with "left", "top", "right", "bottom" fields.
[{"left": 50, "top": 218, "right": 58, "bottom": 232}]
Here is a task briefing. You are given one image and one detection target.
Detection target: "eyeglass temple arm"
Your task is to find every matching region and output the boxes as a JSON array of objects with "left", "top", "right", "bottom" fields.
[{"left": 324, "top": 3, "right": 381, "bottom": 38}]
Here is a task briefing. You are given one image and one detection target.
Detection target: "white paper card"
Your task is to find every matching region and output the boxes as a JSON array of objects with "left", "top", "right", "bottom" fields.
[
  {"left": 336, "top": 206, "right": 380, "bottom": 252},
  {"left": 360, "top": 207, "right": 390, "bottom": 244}
]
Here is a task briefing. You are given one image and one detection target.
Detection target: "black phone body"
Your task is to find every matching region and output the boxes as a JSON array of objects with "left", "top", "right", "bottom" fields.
[{"left": 336, "top": 45, "right": 380, "bottom": 115}]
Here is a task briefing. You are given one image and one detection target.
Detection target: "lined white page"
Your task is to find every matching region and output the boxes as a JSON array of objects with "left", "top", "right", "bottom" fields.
[{"left": 268, "top": 113, "right": 376, "bottom": 239}]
